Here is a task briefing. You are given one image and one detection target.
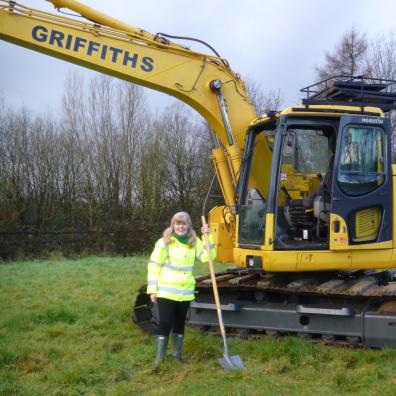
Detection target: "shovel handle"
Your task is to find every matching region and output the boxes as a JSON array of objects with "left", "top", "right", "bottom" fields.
[{"left": 201, "top": 216, "right": 229, "bottom": 355}]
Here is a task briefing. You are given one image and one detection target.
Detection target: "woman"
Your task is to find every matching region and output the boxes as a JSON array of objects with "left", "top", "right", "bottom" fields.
[{"left": 147, "top": 212, "right": 216, "bottom": 369}]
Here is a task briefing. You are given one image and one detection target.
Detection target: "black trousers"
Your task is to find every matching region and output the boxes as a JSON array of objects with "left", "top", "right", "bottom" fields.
[{"left": 157, "top": 297, "right": 191, "bottom": 336}]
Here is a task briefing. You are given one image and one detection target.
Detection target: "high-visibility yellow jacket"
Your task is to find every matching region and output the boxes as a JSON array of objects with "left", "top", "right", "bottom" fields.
[{"left": 147, "top": 234, "right": 216, "bottom": 301}]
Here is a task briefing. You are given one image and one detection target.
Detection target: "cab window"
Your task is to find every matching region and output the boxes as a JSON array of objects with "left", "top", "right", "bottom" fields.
[{"left": 338, "top": 126, "right": 385, "bottom": 196}]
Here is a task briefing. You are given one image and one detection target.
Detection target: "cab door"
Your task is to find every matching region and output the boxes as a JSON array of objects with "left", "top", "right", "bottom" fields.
[{"left": 330, "top": 115, "right": 392, "bottom": 250}]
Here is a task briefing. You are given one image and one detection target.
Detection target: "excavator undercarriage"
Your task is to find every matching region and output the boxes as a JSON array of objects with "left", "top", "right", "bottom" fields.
[{"left": 134, "top": 269, "right": 396, "bottom": 349}]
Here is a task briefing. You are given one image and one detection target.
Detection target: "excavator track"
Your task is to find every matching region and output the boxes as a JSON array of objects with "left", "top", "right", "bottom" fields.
[{"left": 133, "top": 268, "right": 396, "bottom": 349}]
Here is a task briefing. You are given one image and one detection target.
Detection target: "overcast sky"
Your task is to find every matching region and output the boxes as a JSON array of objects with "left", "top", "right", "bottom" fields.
[{"left": 1, "top": 0, "right": 395, "bottom": 119}]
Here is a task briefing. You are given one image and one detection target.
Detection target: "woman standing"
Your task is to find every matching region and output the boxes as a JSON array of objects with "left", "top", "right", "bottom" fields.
[{"left": 147, "top": 212, "right": 216, "bottom": 369}]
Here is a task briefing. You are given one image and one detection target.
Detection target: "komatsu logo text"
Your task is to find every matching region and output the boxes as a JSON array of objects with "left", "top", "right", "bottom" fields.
[
  {"left": 32, "top": 25, "right": 154, "bottom": 72},
  {"left": 362, "top": 118, "right": 384, "bottom": 125}
]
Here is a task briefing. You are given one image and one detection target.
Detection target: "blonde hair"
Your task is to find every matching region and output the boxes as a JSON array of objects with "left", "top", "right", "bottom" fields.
[{"left": 163, "top": 212, "right": 197, "bottom": 247}]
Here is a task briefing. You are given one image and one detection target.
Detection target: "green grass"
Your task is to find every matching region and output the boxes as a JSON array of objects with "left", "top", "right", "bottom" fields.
[{"left": 1, "top": 256, "right": 396, "bottom": 396}]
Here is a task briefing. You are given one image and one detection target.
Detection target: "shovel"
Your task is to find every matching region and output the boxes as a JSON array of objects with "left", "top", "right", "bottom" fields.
[{"left": 201, "top": 215, "right": 244, "bottom": 371}]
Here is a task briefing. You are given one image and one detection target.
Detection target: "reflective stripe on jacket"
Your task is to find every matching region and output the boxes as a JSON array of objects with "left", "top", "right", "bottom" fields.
[{"left": 147, "top": 234, "right": 216, "bottom": 301}]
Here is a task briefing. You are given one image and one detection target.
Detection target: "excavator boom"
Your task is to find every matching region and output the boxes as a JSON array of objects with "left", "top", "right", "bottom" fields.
[{"left": 0, "top": 0, "right": 257, "bottom": 148}]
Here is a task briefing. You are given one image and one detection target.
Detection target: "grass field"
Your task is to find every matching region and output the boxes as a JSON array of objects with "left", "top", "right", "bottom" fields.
[{"left": 1, "top": 256, "right": 396, "bottom": 396}]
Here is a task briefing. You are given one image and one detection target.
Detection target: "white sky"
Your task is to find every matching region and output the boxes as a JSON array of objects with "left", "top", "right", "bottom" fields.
[{"left": 1, "top": 0, "right": 396, "bottom": 118}]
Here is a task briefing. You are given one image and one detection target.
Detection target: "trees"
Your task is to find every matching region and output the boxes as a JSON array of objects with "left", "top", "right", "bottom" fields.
[
  {"left": 244, "top": 77, "right": 283, "bottom": 116},
  {"left": 366, "top": 33, "right": 396, "bottom": 81},
  {"left": 315, "top": 27, "right": 396, "bottom": 86},
  {"left": 0, "top": 107, "right": 61, "bottom": 229},
  {"left": 315, "top": 27, "right": 369, "bottom": 81},
  {"left": 136, "top": 103, "right": 212, "bottom": 222},
  {"left": 0, "top": 74, "right": 214, "bottom": 257},
  {"left": 315, "top": 29, "right": 396, "bottom": 157},
  {"left": 60, "top": 73, "right": 152, "bottom": 225}
]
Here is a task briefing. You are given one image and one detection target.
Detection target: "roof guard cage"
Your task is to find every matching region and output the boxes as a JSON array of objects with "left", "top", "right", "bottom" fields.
[{"left": 301, "top": 76, "right": 396, "bottom": 112}]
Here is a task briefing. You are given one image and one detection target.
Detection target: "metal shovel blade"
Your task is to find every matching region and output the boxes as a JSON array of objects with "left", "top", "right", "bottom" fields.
[{"left": 219, "top": 354, "right": 244, "bottom": 371}]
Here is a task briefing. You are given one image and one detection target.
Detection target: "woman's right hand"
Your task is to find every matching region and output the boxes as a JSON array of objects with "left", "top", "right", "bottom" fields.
[
  {"left": 150, "top": 293, "right": 157, "bottom": 304},
  {"left": 201, "top": 224, "right": 210, "bottom": 235}
]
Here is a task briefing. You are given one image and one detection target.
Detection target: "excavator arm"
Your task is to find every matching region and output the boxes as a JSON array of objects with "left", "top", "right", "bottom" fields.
[{"left": 0, "top": 0, "right": 254, "bottom": 147}]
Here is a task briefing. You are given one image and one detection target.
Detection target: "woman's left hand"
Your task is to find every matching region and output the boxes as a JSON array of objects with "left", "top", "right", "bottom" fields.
[{"left": 201, "top": 224, "right": 210, "bottom": 234}]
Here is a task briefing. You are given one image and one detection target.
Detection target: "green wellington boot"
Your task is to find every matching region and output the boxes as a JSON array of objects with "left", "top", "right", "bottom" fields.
[
  {"left": 172, "top": 333, "right": 184, "bottom": 363},
  {"left": 152, "top": 335, "right": 168, "bottom": 371}
]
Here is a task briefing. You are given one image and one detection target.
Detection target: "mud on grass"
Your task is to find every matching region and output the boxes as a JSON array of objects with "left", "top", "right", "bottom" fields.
[{"left": 1, "top": 256, "right": 396, "bottom": 395}]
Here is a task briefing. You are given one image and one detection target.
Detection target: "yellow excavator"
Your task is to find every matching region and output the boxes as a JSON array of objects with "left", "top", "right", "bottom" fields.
[{"left": 1, "top": 0, "right": 396, "bottom": 348}]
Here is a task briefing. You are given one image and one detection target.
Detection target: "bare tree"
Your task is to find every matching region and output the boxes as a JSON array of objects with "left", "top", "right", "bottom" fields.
[
  {"left": 136, "top": 103, "right": 213, "bottom": 221},
  {"left": 161, "top": 103, "right": 205, "bottom": 212},
  {"left": 61, "top": 74, "right": 150, "bottom": 224},
  {"left": 366, "top": 32, "right": 396, "bottom": 80},
  {"left": 61, "top": 72, "right": 90, "bottom": 227},
  {"left": 137, "top": 123, "right": 169, "bottom": 221},
  {"left": 0, "top": 105, "right": 62, "bottom": 229},
  {"left": 0, "top": 104, "right": 28, "bottom": 226},
  {"left": 244, "top": 77, "right": 283, "bottom": 116},
  {"left": 315, "top": 27, "right": 369, "bottom": 81},
  {"left": 366, "top": 32, "right": 396, "bottom": 158},
  {"left": 116, "top": 81, "right": 149, "bottom": 218}
]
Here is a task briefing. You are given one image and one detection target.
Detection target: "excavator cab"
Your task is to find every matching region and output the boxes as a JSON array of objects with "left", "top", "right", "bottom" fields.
[
  {"left": 237, "top": 77, "right": 396, "bottom": 265},
  {"left": 238, "top": 114, "right": 338, "bottom": 250}
]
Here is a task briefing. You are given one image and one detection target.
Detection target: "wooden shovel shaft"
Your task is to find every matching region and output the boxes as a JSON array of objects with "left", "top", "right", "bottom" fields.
[{"left": 201, "top": 215, "right": 229, "bottom": 356}]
